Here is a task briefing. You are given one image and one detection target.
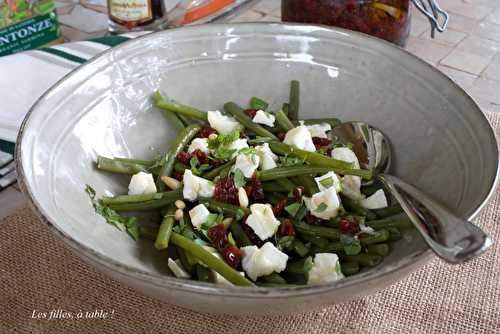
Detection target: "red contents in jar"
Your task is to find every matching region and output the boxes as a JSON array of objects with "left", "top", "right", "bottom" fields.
[
  {"left": 279, "top": 219, "right": 296, "bottom": 236},
  {"left": 214, "top": 177, "right": 239, "bottom": 205},
  {"left": 244, "top": 176, "right": 265, "bottom": 202},
  {"left": 243, "top": 108, "right": 258, "bottom": 118},
  {"left": 282, "top": 0, "right": 411, "bottom": 47},
  {"left": 340, "top": 217, "right": 359, "bottom": 235},
  {"left": 198, "top": 127, "right": 218, "bottom": 138},
  {"left": 273, "top": 198, "right": 289, "bottom": 216},
  {"left": 223, "top": 246, "right": 242, "bottom": 268},
  {"left": 176, "top": 151, "right": 192, "bottom": 165},
  {"left": 208, "top": 224, "right": 228, "bottom": 250}
]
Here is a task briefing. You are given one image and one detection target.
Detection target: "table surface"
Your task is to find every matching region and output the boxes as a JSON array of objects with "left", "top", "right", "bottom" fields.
[{"left": 2, "top": 0, "right": 500, "bottom": 219}]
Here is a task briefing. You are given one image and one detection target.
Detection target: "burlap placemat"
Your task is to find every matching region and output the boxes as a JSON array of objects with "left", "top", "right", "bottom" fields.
[{"left": 1, "top": 112, "right": 499, "bottom": 334}]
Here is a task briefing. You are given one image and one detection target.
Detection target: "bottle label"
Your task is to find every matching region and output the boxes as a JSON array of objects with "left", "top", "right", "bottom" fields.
[{"left": 108, "top": 0, "right": 153, "bottom": 25}]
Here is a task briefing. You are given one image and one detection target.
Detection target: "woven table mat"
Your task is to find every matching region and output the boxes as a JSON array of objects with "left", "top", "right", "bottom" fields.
[{"left": 1, "top": 112, "right": 499, "bottom": 334}]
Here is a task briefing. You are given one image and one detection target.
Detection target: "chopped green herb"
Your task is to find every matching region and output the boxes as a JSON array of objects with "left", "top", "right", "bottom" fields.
[
  {"left": 285, "top": 203, "right": 301, "bottom": 217},
  {"left": 340, "top": 234, "right": 362, "bottom": 255},
  {"left": 314, "top": 203, "right": 328, "bottom": 213},
  {"left": 239, "top": 147, "right": 257, "bottom": 155},
  {"left": 249, "top": 96, "right": 269, "bottom": 111},
  {"left": 208, "top": 130, "right": 240, "bottom": 149},
  {"left": 190, "top": 156, "right": 210, "bottom": 175},
  {"left": 295, "top": 204, "right": 308, "bottom": 222},
  {"left": 303, "top": 256, "right": 313, "bottom": 272},
  {"left": 276, "top": 235, "right": 295, "bottom": 251},
  {"left": 233, "top": 168, "right": 246, "bottom": 188},
  {"left": 319, "top": 177, "right": 334, "bottom": 189}
]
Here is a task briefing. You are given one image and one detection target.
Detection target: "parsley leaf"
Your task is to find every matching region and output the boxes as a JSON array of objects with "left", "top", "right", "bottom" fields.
[
  {"left": 319, "top": 177, "right": 334, "bottom": 189},
  {"left": 276, "top": 235, "right": 295, "bottom": 251},
  {"left": 233, "top": 168, "right": 246, "bottom": 188},
  {"left": 190, "top": 156, "right": 210, "bottom": 175},
  {"left": 238, "top": 147, "right": 257, "bottom": 155},
  {"left": 212, "top": 146, "right": 236, "bottom": 160},
  {"left": 85, "top": 185, "right": 140, "bottom": 241},
  {"left": 314, "top": 203, "right": 328, "bottom": 213},
  {"left": 340, "top": 234, "right": 362, "bottom": 255},
  {"left": 208, "top": 130, "right": 240, "bottom": 149},
  {"left": 285, "top": 203, "right": 301, "bottom": 217}
]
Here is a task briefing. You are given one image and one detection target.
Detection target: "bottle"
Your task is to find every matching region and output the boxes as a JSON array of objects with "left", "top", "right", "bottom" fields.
[{"left": 107, "top": 0, "right": 168, "bottom": 34}]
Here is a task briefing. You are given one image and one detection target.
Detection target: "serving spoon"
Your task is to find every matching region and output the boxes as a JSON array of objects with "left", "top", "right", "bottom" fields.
[{"left": 331, "top": 121, "right": 492, "bottom": 264}]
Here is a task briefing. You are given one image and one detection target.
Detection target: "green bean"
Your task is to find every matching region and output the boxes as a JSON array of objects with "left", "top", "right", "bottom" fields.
[
  {"left": 174, "top": 162, "right": 188, "bottom": 174},
  {"left": 373, "top": 205, "right": 404, "bottom": 218},
  {"left": 311, "top": 241, "right": 344, "bottom": 254},
  {"left": 275, "top": 109, "right": 295, "bottom": 131},
  {"left": 199, "top": 197, "right": 249, "bottom": 220},
  {"left": 285, "top": 257, "right": 311, "bottom": 275},
  {"left": 96, "top": 156, "right": 147, "bottom": 174},
  {"left": 268, "top": 142, "right": 372, "bottom": 180},
  {"left": 259, "top": 166, "right": 368, "bottom": 181},
  {"left": 152, "top": 92, "right": 187, "bottom": 130},
  {"left": 341, "top": 197, "right": 377, "bottom": 221},
  {"left": 170, "top": 232, "right": 254, "bottom": 286},
  {"left": 153, "top": 91, "right": 208, "bottom": 121},
  {"left": 196, "top": 264, "right": 211, "bottom": 282},
  {"left": 359, "top": 229, "right": 389, "bottom": 245},
  {"left": 366, "top": 215, "right": 413, "bottom": 230},
  {"left": 202, "top": 158, "right": 235, "bottom": 180},
  {"left": 341, "top": 261, "right": 360, "bottom": 276},
  {"left": 139, "top": 225, "right": 158, "bottom": 241},
  {"left": 260, "top": 273, "right": 287, "bottom": 285},
  {"left": 293, "top": 175, "right": 318, "bottom": 196},
  {"left": 114, "top": 157, "right": 155, "bottom": 166},
  {"left": 263, "top": 181, "right": 288, "bottom": 193},
  {"left": 247, "top": 137, "right": 274, "bottom": 145},
  {"left": 301, "top": 235, "right": 329, "bottom": 248},
  {"left": 229, "top": 221, "right": 253, "bottom": 247},
  {"left": 276, "top": 178, "right": 297, "bottom": 192},
  {"left": 107, "top": 189, "right": 183, "bottom": 212},
  {"left": 176, "top": 246, "right": 196, "bottom": 275},
  {"left": 299, "top": 118, "right": 341, "bottom": 128},
  {"left": 366, "top": 243, "right": 390, "bottom": 256},
  {"left": 224, "top": 102, "right": 278, "bottom": 139},
  {"left": 294, "top": 221, "right": 341, "bottom": 240},
  {"left": 387, "top": 227, "right": 402, "bottom": 241},
  {"left": 288, "top": 80, "right": 300, "bottom": 121},
  {"left": 293, "top": 239, "right": 310, "bottom": 257},
  {"left": 282, "top": 103, "right": 289, "bottom": 116},
  {"left": 101, "top": 192, "right": 166, "bottom": 205},
  {"left": 264, "top": 192, "right": 284, "bottom": 205},
  {"left": 249, "top": 96, "right": 269, "bottom": 110},
  {"left": 343, "top": 253, "right": 382, "bottom": 267},
  {"left": 154, "top": 207, "right": 176, "bottom": 250},
  {"left": 156, "top": 124, "right": 200, "bottom": 190}
]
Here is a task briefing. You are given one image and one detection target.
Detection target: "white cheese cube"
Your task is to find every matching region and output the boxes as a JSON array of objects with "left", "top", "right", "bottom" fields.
[
  {"left": 241, "top": 242, "right": 289, "bottom": 281},
  {"left": 283, "top": 125, "right": 316, "bottom": 152},
  {"left": 252, "top": 110, "right": 275, "bottom": 127},
  {"left": 245, "top": 203, "right": 281, "bottom": 240},
  {"left": 207, "top": 110, "right": 241, "bottom": 134},
  {"left": 255, "top": 143, "right": 278, "bottom": 170},
  {"left": 307, "top": 253, "right": 344, "bottom": 285},
  {"left": 128, "top": 172, "right": 157, "bottom": 195},
  {"left": 226, "top": 138, "right": 249, "bottom": 158},
  {"left": 331, "top": 147, "right": 360, "bottom": 168},
  {"left": 168, "top": 258, "right": 191, "bottom": 279},
  {"left": 305, "top": 123, "right": 331, "bottom": 138},
  {"left": 315, "top": 171, "right": 342, "bottom": 192},
  {"left": 182, "top": 170, "right": 215, "bottom": 201},
  {"left": 187, "top": 138, "right": 209, "bottom": 154},
  {"left": 234, "top": 153, "right": 260, "bottom": 178},
  {"left": 360, "top": 189, "right": 388, "bottom": 209},
  {"left": 341, "top": 175, "right": 364, "bottom": 201},
  {"left": 189, "top": 204, "right": 211, "bottom": 228},
  {"left": 304, "top": 187, "right": 341, "bottom": 220}
]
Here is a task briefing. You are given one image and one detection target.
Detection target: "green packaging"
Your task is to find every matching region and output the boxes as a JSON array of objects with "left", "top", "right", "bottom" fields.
[{"left": 0, "top": 0, "right": 60, "bottom": 57}]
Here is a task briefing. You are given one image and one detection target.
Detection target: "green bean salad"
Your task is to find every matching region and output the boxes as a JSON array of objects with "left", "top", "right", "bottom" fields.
[{"left": 86, "top": 80, "right": 412, "bottom": 287}]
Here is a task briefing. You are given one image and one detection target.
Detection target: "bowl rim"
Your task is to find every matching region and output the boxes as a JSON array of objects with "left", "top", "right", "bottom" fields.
[{"left": 15, "top": 22, "right": 499, "bottom": 298}]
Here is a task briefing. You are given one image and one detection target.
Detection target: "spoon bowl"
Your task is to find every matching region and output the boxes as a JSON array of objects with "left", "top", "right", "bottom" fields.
[{"left": 332, "top": 121, "right": 492, "bottom": 263}]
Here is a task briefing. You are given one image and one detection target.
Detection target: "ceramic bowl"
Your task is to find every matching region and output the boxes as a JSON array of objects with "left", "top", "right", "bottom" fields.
[{"left": 16, "top": 23, "right": 499, "bottom": 315}]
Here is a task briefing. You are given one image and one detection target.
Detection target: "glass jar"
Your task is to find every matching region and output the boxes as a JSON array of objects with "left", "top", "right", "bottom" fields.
[{"left": 282, "top": 0, "right": 411, "bottom": 47}]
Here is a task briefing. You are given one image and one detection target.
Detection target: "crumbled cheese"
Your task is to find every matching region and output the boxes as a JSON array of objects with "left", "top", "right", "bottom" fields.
[
  {"left": 331, "top": 147, "right": 360, "bottom": 168},
  {"left": 168, "top": 258, "right": 191, "bottom": 279},
  {"left": 252, "top": 110, "right": 276, "bottom": 127},
  {"left": 341, "top": 175, "right": 364, "bottom": 201},
  {"left": 241, "top": 242, "right": 289, "bottom": 281},
  {"left": 304, "top": 187, "right": 341, "bottom": 220},
  {"left": 182, "top": 170, "right": 215, "bottom": 201},
  {"left": 305, "top": 123, "right": 331, "bottom": 138},
  {"left": 307, "top": 253, "right": 344, "bottom": 285},
  {"left": 283, "top": 125, "right": 316, "bottom": 152},
  {"left": 234, "top": 153, "right": 260, "bottom": 178},
  {"left": 189, "top": 204, "right": 211, "bottom": 228},
  {"left": 360, "top": 189, "right": 388, "bottom": 209},
  {"left": 245, "top": 203, "right": 281, "bottom": 240},
  {"left": 255, "top": 143, "right": 278, "bottom": 170},
  {"left": 207, "top": 110, "right": 240, "bottom": 134},
  {"left": 359, "top": 223, "right": 376, "bottom": 235},
  {"left": 226, "top": 138, "right": 249, "bottom": 158},
  {"left": 128, "top": 172, "right": 157, "bottom": 195},
  {"left": 315, "top": 171, "right": 342, "bottom": 192},
  {"left": 187, "top": 138, "right": 209, "bottom": 154}
]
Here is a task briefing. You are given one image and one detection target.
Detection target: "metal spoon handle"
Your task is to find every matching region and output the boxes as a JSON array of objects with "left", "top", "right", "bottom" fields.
[{"left": 378, "top": 174, "right": 492, "bottom": 263}]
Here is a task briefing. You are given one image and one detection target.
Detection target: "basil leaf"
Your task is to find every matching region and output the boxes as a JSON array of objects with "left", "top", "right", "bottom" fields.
[
  {"left": 276, "top": 235, "right": 295, "bottom": 251},
  {"left": 208, "top": 130, "right": 240, "bottom": 149},
  {"left": 213, "top": 146, "right": 236, "bottom": 160},
  {"left": 319, "top": 177, "right": 334, "bottom": 189},
  {"left": 314, "top": 202, "right": 328, "bottom": 213},
  {"left": 340, "top": 234, "right": 362, "bottom": 255}
]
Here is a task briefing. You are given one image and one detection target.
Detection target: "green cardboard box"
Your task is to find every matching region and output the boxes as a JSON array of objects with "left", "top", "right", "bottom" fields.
[{"left": 0, "top": 0, "right": 60, "bottom": 57}]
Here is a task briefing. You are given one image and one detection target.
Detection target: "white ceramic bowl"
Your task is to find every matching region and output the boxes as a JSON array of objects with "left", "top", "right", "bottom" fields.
[{"left": 16, "top": 23, "right": 499, "bottom": 315}]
